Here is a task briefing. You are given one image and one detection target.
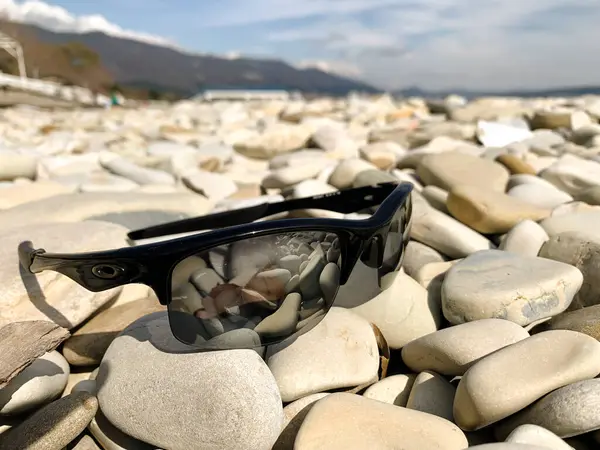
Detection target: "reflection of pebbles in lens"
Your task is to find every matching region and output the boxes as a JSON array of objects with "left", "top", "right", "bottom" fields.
[
  {"left": 296, "top": 308, "right": 326, "bottom": 335},
  {"left": 171, "top": 282, "right": 204, "bottom": 312},
  {"left": 284, "top": 275, "right": 300, "bottom": 295},
  {"left": 208, "top": 246, "right": 228, "bottom": 279},
  {"left": 171, "top": 255, "right": 207, "bottom": 288},
  {"left": 299, "top": 298, "right": 325, "bottom": 320},
  {"left": 298, "top": 260, "right": 308, "bottom": 274},
  {"left": 320, "top": 263, "right": 340, "bottom": 304},
  {"left": 286, "top": 237, "right": 313, "bottom": 257},
  {"left": 169, "top": 230, "right": 343, "bottom": 349},
  {"left": 190, "top": 268, "right": 223, "bottom": 296},
  {"left": 254, "top": 292, "right": 302, "bottom": 338},
  {"left": 327, "top": 245, "right": 341, "bottom": 264},
  {"left": 298, "top": 246, "right": 327, "bottom": 300},
  {"left": 202, "top": 317, "right": 225, "bottom": 336},
  {"left": 246, "top": 268, "right": 291, "bottom": 301},
  {"left": 227, "top": 238, "right": 273, "bottom": 279},
  {"left": 279, "top": 255, "right": 303, "bottom": 274}
]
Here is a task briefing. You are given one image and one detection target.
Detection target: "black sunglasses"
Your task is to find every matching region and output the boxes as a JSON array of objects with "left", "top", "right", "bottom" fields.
[{"left": 18, "top": 181, "right": 413, "bottom": 351}]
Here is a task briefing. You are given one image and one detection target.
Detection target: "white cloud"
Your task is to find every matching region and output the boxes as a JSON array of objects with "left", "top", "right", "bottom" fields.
[
  {"left": 198, "top": 0, "right": 403, "bottom": 28},
  {"left": 295, "top": 59, "right": 363, "bottom": 78},
  {"left": 262, "top": 0, "right": 600, "bottom": 91},
  {"left": 0, "top": 0, "right": 176, "bottom": 47},
  {"left": 268, "top": 17, "right": 399, "bottom": 51},
  {"left": 381, "top": 0, "right": 600, "bottom": 90}
]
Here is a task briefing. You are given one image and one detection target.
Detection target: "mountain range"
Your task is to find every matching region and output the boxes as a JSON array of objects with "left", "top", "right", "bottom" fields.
[
  {"left": 0, "top": 18, "right": 599, "bottom": 101},
  {"left": 0, "top": 19, "right": 380, "bottom": 99}
]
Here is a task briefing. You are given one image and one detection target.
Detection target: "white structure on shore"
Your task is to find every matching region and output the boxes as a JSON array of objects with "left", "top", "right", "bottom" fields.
[
  {"left": 0, "top": 30, "right": 26, "bottom": 79},
  {"left": 0, "top": 70, "right": 109, "bottom": 106},
  {"left": 197, "top": 89, "right": 302, "bottom": 102},
  {"left": 0, "top": 30, "right": 110, "bottom": 106}
]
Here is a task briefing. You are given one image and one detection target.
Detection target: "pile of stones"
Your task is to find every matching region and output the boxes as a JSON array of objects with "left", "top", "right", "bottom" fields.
[{"left": 1, "top": 92, "right": 600, "bottom": 449}]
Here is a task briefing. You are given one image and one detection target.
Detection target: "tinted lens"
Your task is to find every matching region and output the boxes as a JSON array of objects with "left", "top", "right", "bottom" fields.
[
  {"left": 168, "top": 231, "right": 342, "bottom": 349},
  {"left": 380, "top": 192, "right": 412, "bottom": 279}
]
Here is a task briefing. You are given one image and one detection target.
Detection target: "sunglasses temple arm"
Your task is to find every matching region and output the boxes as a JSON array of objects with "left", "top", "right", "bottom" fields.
[
  {"left": 18, "top": 241, "right": 145, "bottom": 294},
  {"left": 18, "top": 240, "right": 75, "bottom": 274},
  {"left": 127, "top": 183, "right": 398, "bottom": 241},
  {"left": 18, "top": 240, "right": 42, "bottom": 273}
]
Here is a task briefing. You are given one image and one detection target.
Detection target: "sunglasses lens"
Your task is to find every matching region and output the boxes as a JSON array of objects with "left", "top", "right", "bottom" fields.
[
  {"left": 336, "top": 195, "right": 411, "bottom": 306},
  {"left": 168, "top": 231, "right": 342, "bottom": 349},
  {"left": 379, "top": 195, "right": 412, "bottom": 283}
]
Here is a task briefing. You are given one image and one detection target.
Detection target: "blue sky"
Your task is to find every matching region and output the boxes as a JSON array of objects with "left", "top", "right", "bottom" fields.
[{"left": 3, "top": 0, "right": 600, "bottom": 90}]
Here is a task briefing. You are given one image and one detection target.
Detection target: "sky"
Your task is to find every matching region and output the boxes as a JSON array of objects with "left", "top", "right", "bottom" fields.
[{"left": 0, "top": 0, "right": 598, "bottom": 91}]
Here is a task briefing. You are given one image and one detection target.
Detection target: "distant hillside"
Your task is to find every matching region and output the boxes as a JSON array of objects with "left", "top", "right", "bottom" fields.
[
  {"left": 0, "top": 19, "right": 380, "bottom": 99},
  {"left": 395, "top": 85, "right": 600, "bottom": 99}
]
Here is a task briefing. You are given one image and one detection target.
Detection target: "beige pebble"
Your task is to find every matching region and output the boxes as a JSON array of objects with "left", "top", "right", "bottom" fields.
[
  {"left": 417, "top": 152, "right": 509, "bottom": 192},
  {"left": 63, "top": 297, "right": 165, "bottom": 366},
  {"left": 272, "top": 393, "right": 330, "bottom": 450},
  {"left": 0, "top": 392, "right": 98, "bottom": 450},
  {"left": 410, "top": 195, "right": 495, "bottom": 259},
  {"left": 328, "top": 158, "right": 376, "bottom": 189},
  {"left": 402, "top": 319, "right": 530, "bottom": 376},
  {"left": 441, "top": 250, "right": 583, "bottom": 327},
  {"left": 499, "top": 220, "right": 550, "bottom": 257},
  {"left": 496, "top": 378, "right": 600, "bottom": 440},
  {"left": 402, "top": 241, "right": 446, "bottom": 280},
  {"left": 421, "top": 185, "right": 450, "bottom": 213},
  {"left": 362, "top": 374, "right": 416, "bottom": 406},
  {"left": 447, "top": 185, "right": 550, "bottom": 234},
  {"left": 467, "top": 444, "right": 553, "bottom": 450},
  {"left": 351, "top": 270, "right": 441, "bottom": 349},
  {"left": 266, "top": 308, "right": 380, "bottom": 402},
  {"left": 538, "top": 231, "right": 600, "bottom": 311},
  {"left": 71, "top": 435, "right": 101, "bottom": 450},
  {"left": 496, "top": 154, "right": 537, "bottom": 175},
  {"left": 550, "top": 202, "right": 600, "bottom": 218},
  {"left": 62, "top": 371, "right": 94, "bottom": 397},
  {"left": 541, "top": 210, "right": 600, "bottom": 239},
  {"left": 541, "top": 153, "right": 600, "bottom": 197},
  {"left": 505, "top": 424, "right": 573, "bottom": 450},
  {"left": 414, "top": 260, "right": 460, "bottom": 288},
  {"left": 543, "top": 304, "right": 600, "bottom": 340},
  {"left": 294, "top": 393, "right": 469, "bottom": 450},
  {"left": 406, "top": 371, "right": 456, "bottom": 421},
  {"left": 453, "top": 330, "right": 600, "bottom": 431}
]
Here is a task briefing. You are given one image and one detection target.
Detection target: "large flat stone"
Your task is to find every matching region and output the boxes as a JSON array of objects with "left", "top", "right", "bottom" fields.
[
  {"left": 453, "top": 330, "right": 600, "bottom": 431},
  {"left": 416, "top": 152, "right": 510, "bottom": 192},
  {"left": 294, "top": 393, "right": 468, "bottom": 450},
  {"left": 442, "top": 250, "right": 583, "bottom": 326},
  {"left": 97, "top": 312, "right": 283, "bottom": 450}
]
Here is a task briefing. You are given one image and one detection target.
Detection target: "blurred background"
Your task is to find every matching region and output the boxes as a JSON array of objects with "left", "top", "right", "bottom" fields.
[{"left": 0, "top": 0, "right": 597, "bottom": 107}]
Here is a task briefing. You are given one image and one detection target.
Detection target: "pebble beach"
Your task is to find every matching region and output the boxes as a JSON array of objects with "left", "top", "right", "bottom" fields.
[{"left": 1, "top": 92, "right": 600, "bottom": 449}]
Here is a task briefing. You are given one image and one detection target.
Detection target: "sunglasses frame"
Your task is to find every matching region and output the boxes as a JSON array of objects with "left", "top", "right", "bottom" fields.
[{"left": 19, "top": 181, "right": 413, "bottom": 324}]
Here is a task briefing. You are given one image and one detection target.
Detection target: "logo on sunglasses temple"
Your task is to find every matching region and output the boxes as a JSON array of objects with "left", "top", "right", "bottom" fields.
[{"left": 92, "top": 264, "right": 125, "bottom": 279}]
